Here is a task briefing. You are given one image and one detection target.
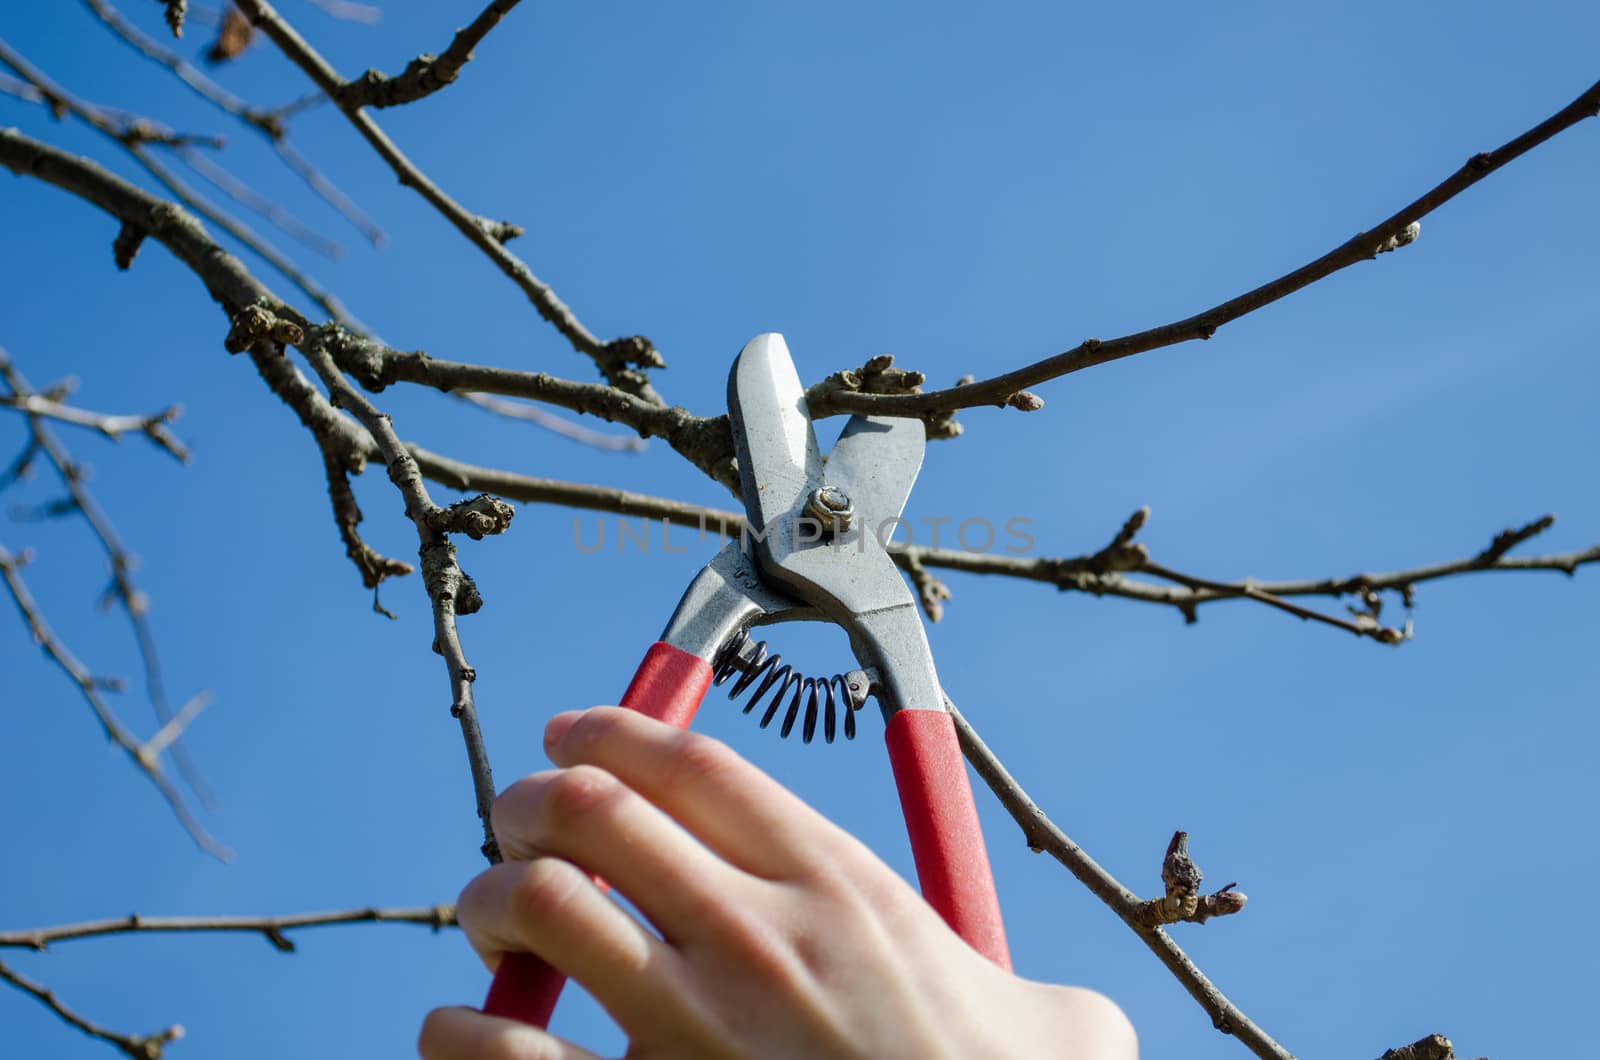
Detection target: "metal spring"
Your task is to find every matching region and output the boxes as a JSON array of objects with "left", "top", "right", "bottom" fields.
[{"left": 712, "top": 629, "right": 869, "bottom": 744}]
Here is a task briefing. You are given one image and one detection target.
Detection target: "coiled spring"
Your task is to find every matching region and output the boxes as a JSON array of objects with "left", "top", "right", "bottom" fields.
[{"left": 712, "top": 629, "right": 870, "bottom": 744}]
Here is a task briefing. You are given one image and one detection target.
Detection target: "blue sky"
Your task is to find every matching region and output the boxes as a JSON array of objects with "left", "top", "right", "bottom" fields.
[{"left": 2, "top": 2, "right": 1596, "bottom": 1057}]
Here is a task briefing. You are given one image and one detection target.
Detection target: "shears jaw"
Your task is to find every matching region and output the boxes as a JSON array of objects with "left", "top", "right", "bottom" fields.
[
  {"left": 727, "top": 332, "right": 946, "bottom": 717},
  {"left": 728, "top": 333, "right": 822, "bottom": 543}
]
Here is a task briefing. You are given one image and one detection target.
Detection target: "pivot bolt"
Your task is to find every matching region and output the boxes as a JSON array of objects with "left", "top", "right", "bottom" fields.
[{"left": 805, "top": 485, "right": 855, "bottom": 532}]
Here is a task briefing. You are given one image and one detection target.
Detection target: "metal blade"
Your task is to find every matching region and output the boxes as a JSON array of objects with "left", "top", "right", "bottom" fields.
[
  {"left": 727, "top": 333, "right": 821, "bottom": 537},
  {"left": 823, "top": 414, "right": 924, "bottom": 528}
]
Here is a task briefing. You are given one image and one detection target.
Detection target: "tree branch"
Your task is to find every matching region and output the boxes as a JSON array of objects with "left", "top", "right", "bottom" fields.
[
  {"left": 337, "top": 0, "right": 523, "bottom": 109},
  {"left": 315, "top": 326, "right": 734, "bottom": 487},
  {"left": 0, "top": 543, "right": 224, "bottom": 859},
  {"left": 945, "top": 695, "right": 1293, "bottom": 1059},
  {"left": 232, "top": 0, "right": 664, "bottom": 399},
  {"left": 80, "top": 0, "right": 384, "bottom": 246},
  {"left": 897, "top": 509, "right": 1598, "bottom": 641},
  {"left": 452, "top": 391, "right": 647, "bottom": 453},
  {"left": 299, "top": 337, "right": 505, "bottom": 863},
  {"left": 0, "top": 904, "right": 456, "bottom": 951},
  {"left": 0, "top": 40, "right": 364, "bottom": 326},
  {"left": 0, "top": 390, "right": 189, "bottom": 462},
  {"left": 0, "top": 904, "right": 455, "bottom": 1057},
  {"left": 321, "top": 448, "right": 414, "bottom": 615},
  {"left": 0, "top": 958, "right": 182, "bottom": 1060},
  {"left": 806, "top": 77, "right": 1600, "bottom": 422},
  {"left": 0, "top": 346, "right": 214, "bottom": 811}
]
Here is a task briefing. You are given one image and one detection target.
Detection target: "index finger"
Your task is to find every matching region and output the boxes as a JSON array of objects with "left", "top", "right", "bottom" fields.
[{"left": 545, "top": 707, "right": 870, "bottom": 882}]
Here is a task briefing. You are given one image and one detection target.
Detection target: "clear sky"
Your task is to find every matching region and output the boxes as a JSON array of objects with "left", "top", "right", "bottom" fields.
[{"left": 2, "top": 2, "right": 1596, "bottom": 1057}]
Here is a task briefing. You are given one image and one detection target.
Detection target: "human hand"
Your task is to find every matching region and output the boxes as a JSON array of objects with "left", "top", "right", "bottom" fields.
[{"left": 420, "top": 706, "right": 1136, "bottom": 1059}]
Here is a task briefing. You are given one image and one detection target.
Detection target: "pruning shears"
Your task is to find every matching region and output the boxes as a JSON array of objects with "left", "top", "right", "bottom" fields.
[{"left": 483, "top": 333, "right": 1009, "bottom": 1026}]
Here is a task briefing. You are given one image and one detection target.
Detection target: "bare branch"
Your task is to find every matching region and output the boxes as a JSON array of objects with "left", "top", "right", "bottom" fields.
[
  {"left": 0, "top": 347, "right": 213, "bottom": 811},
  {"left": 453, "top": 391, "right": 647, "bottom": 452},
  {"left": 0, "top": 70, "right": 45, "bottom": 103},
  {"left": 315, "top": 326, "right": 733, "bottom": 486},
  {"left": 901, "top": 548, "right": 952, "bottom": 623},
  {"left": 0, "top": 391, "right": 189, "bottom": 463},
  {"left": 300, "top": 337, "right": 503, "bottom": 863},
  {"left": 138, "top": 690, "right": 213, "bottom": 761},
  {"left": 0, "top": 543, "right": 225, "bottom": 859},
  {"left": 0, "top": 127, "right": 274, "bottom": 312},
  {"left": 338, "top": 0, "right": 523, "bottom": 109},
  {"left": 1475, "top": 513, "right": 1556, "bottom": 564},
  {"left": 945, "top": 696, "right": 1292, "bottom": 1060},
  {"left": 0, "top": 904, "right": 456, "bottom": 951},
  {"left": 174, "top": 145, "right": 343, "bottom": 259},
  {"left": 232, "top": 0, "right": 663, "bottom": 399},
  {"left": 18, "top": 126, "right": 1578, "bottom": 653},
  {"left": 0, "top": 40, "right": 365, "bottom": 326},
  {"left": 377, "top": 458, "right": 1600, "bottom": 646},
  {"left": 305, "top": 0, "right": 381, "bottom": 24},
  {"left": 80, "top": 0, "right": 383, "bottom": 245},
  {"left": 896, "top": 508, "right": 1598, "bottom": 640},
  {"left": 322, "top": 448, "right": 414, "bottom": 612},
  {"left": 807, "top": 78, "right": 1600, "bottom": 423},
  {"left": 407, "top": 446, "right": 743, "bottom": 530},
  {"left": 0, "top": 904, "right": 453, "bottom": 1056},
  {"left": 0, "top": 958, "right": 182, "bottom": 1059}
]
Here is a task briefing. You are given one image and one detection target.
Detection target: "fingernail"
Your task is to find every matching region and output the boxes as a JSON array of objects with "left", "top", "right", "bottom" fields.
[{"left": 544, "top": 710, "right": 582, "bottom": 751}]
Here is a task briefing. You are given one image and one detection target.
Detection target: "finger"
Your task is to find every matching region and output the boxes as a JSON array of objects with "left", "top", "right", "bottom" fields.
[
  {"left": 456, "top": 858, "right": 684, "bottom": 1029},
  {"left": 491, "top": 763, "right": 750, "bottom": 944},
  {"left": 544, "top": 707, "right": 862, "bottom": 880},
  {"left": 418, "top": 1005, "right": 604, "bottom": 1060}
]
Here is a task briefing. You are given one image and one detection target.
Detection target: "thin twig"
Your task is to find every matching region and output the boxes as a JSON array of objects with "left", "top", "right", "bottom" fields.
[
  {"left": 233, "top": 0, "right": 662, "bottom": 399},
  {"left": 321, "top": 448, "right": 414, "bottom": 612},
  {"left": 338, "top": 0, "right": 522, "bottom": 109},
  {"left": 80, "top": 0, "right": 382, "bottom": 244},
  {"left": 0, "top": 544, "right": 226, "bottom": 859},
  {"left": 305, "top": 0, "right": 380, "bottom": 23},
  {"left": 0, "top": 38, "right": 365, "bottom": 326},
  {"left": 453, "top": 391, "right": 647, "bottom": 452},
  {"left": 175, "top": 144, "right": 343, "bottom": 259},
  {"left": 945, "top": 696, "right": 1294, "bottom": 1060},
  {"left": 0, "top": 391, "right": 189, "bottom": 462},
  {"left": 0, "top": 958, "right": 182, "bottom": 1059},
  {"left": 300, "top": 337, "right": 504, "bottom": 863},
  {"left": 139, "top": 691, "right": 213, "bottom": 760},
  {"left": 0, "top": 70, "right": 46, "bottom": 102},
  {"left": 0, "top": 348, "right": 213, "bottom": 810},
  {"left": 316, "top": 327, "right": 728, "bottom": 482},
  {"left": 806, "top": 77, "right": 1600, "bottom": 423},
  {"left": 0, "top": 904, "right": 456, "bottom": 951}
]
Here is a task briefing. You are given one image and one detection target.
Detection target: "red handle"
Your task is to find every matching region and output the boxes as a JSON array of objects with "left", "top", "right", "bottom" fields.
[
  {"left": 885, "top": 709, "right": 1011, "bottom": 969},
  {"left": 481, "top": 642, "right": 713, "bottom": 1026}
]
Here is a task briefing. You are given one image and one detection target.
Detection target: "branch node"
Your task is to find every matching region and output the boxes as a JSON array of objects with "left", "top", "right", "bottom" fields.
[
  {"left": 474, "top": 215, "right": 524, "bottom": 243},
  {"left": 1138, "top": 830, "right": 1249, "bottom": 926},
  {"left": 161, "top": 0, "right": 188, "bottom": 39},
  {"left": 809, "top": 353, "right": 961, "bottom": 438},
  {"left": 1004, "top": 390, "right": 1044, "bottom": 412},
  {"left": 225, "top": 305, "right": 303, "bottom": 354},
  {"left": 426, "top": 493, "right": 515, "bottom": 541},
  {"left": 1377, "top": 1033, "right": 1481, "bottom": 1060},
  {"left": 1376, "top": 220, "right": 1423, "bottom": 256},
  {"left": 112, "top": 222, "right": 145, "bottom": 270}
]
